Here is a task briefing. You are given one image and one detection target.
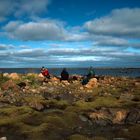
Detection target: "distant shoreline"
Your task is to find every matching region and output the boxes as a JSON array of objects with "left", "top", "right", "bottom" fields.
[
  {"left": 0, "top": 67, "right": 140, "bottom": 69},
  {"left": 0, "top": 67, "right": 140, "bottom": 78}
]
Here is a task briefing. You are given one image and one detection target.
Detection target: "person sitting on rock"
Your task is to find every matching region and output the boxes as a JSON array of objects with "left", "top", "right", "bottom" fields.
[
  {"left": 61, "top": 68, "right": 69, "bottom": 81},
  {"left": 82, "top": 66, "right": 95, "bottom": 85},
  {"left": 41, "top": 66, "right": 50, "bottom": 79},
  {"left": 87, "top": 66, "right": 95, "bottom": 79}
]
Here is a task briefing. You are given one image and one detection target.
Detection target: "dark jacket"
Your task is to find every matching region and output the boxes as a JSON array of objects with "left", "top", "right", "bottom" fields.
[{"left": 61, "top": 69, "right": 69, "bottom": 80}]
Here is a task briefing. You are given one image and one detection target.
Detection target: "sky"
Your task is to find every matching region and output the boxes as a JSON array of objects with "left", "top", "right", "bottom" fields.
[{"left": 0, "top": 0, "right": 140, "bottom": 68}]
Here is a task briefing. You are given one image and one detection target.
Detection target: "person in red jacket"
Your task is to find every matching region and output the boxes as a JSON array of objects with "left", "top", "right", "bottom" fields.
[{"left": 41, "top": 66, "right": 50, "bottom": 79}]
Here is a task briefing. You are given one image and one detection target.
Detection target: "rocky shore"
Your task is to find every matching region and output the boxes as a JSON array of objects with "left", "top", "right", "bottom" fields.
[{"left": 0, "top": 73, "right": 140, "bottom": 140}]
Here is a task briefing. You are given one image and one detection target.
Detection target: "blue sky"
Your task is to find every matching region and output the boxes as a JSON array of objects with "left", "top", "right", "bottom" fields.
[{"left": 0, "top": 0, "right": 140, "bottom": 68}]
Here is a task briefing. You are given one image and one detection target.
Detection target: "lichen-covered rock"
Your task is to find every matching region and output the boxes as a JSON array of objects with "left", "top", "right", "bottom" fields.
[
  {"left": 38, "top": 73, "right": 45, "bottom": 82},
  {"left": 8, "top": 73, "right": 20, "bottom": 80},
  {"left": 85, "top": 78, "right": 98, "bottom": 89},
  {"left": 38, "top": 73, "right": 44, "bottom": 78}
]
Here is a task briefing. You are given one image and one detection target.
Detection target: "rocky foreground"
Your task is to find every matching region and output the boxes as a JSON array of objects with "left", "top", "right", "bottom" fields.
[{"left": 0, "top": 73, "right": 140, "bottom": 140}]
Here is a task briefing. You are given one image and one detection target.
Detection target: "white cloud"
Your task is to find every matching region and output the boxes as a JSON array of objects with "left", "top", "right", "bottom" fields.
[
  {"left": 13, "top": 49, "right": 46, "bottom": 57},
  {"left": 0, "top": 44, "right": 14, "bottom": 50},
  {"left": 0, "top": 0, "right": 50, "bottom": 21},
  {"left": 15, "top": 0, "right": 50, "bottom": 17},
  {"left": 3, "top": 19, "right": 89, "bottom": 41},
  {"left": 2, "top": 8, "right": 140, "bottom": 46},
  {"left": 84, "top": 8, "right": 140, "bottom": 39},
  {"left": 0, "top": 0, "right": 15, "bottom": 21},
  {"left": 3, "top": 20, "right": 67, "bottom": 41},
  {"left": 0, "top": 43, "right": 140, "bottom": 67}
]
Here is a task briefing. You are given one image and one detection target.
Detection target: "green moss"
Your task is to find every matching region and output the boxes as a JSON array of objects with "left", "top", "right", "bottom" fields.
[
  {"left": 0, "top": 106, "right": 34, "bottom": 126},
  {"left": 0, "top": 106, "right": 33, "bottom": 116},
  {"left": 24, "top": 96, "right": 46, "bottom": 104},
  {"left": 21, "top": 112, "right": 44, "bottom": 126},
  {"left": 62, "top": 111, "right": 80, "bottom": 129},
  {"left": 75, "top": 96, "right": 120, "bottom": 111},
  {"left": 46, "top": 99, "right": 69, "bottom": 109}
]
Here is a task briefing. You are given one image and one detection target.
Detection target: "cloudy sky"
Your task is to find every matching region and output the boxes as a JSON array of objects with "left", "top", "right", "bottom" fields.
[{"left": 0, "top": 0, "right": 140, "bottom": 68}]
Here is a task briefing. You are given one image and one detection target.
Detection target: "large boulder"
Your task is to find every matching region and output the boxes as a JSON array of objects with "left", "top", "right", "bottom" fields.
[
  {"left": 85, "top": 78, "right": 98, "bottom": 89},
  {"left": 37, "top": 73, "right": 45, "bottom": 82},
  {"left": 8, "top": 73, "right": 20, "bottom": 80}
]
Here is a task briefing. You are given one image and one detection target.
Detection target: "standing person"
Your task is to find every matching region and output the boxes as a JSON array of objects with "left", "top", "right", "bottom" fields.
[
  {"left": 61, "top": 68, "right": 69, "bottom": 81},
  {"left": 41, "top": 66, "right": 50, "bottom": 79}
]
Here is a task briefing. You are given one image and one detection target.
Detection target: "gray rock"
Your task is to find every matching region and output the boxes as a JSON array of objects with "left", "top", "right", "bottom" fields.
[
  {"left": 125, "top": 109, "right": 140, "bottom": 124},
  {"left": 79, "top": 115, "right": 89, "bottom": 122}
]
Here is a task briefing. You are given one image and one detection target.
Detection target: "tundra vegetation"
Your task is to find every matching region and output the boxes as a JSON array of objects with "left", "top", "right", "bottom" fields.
[{"left": 0, "top": 73, "right": 139, "bottom": 140}]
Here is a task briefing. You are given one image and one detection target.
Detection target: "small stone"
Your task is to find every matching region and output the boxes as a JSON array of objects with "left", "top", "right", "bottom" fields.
[
  {"left": 31, "top": 89, "right": 37, "bottom": 93},
  {"left": 0, "top": 137, "right": 7, "bottom": 140},
  {"left": 79, "top": 115, "right": 88, "bottom": 122},
  {"left": 79, "top": 86, "right": 84, "bottom": 90}
]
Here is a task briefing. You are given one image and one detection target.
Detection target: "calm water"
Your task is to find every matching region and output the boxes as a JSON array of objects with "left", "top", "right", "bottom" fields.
[{"left": 0, "top": 68, "right": 140, "bottom": 78}]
